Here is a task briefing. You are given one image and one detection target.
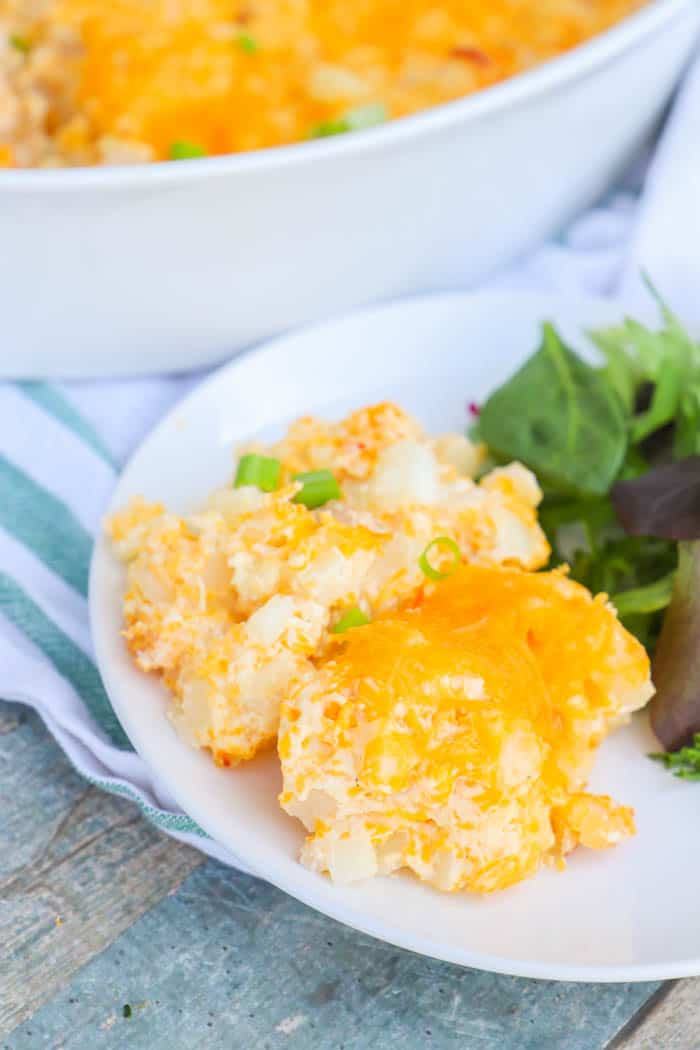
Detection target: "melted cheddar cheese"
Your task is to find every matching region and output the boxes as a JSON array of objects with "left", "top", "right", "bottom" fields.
[
  {"left": 2, "top": 0, "right": 647, "bottom": 166},
  {"left": 108, "top": 402, "right": 548, "bottom": 768},
  {"left": 107, "top": 401, "right": 654, "bottom": 894},
  {"left": 279, "top": 565, "right": 653, "bottom": 892}
]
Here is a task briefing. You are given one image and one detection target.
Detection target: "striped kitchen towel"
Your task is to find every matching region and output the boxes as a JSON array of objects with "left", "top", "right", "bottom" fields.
[
  {"left": 1, "top": 50, "right": 699, "bottom": 867},
  {"left": 0, "top": 375, "right": 247, "bottom": 867}
]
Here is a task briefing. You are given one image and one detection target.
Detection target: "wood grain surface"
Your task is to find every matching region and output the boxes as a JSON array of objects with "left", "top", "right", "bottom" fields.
[
  {"left": 0, "top": 703, "right": 202, "bottom": 1034},
  {"left": 2, "top": 700, "right": 698, "bottom": 1050},
  {"left": 607, "top": 981, "right": 700, "bottom": 1050}
]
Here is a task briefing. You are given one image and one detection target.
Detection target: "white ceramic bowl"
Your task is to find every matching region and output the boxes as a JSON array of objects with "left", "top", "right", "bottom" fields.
[{"left": 2, "top": 0, "right": 699, "bottom": 378}]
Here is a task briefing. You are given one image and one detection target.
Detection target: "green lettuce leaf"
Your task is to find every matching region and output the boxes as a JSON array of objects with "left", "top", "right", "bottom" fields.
[{"left": 478, "top": 324, "right": 627, "bottom": 497}]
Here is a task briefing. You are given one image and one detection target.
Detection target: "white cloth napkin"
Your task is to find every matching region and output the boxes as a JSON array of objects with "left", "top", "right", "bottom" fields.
[{"left": 2, "top": 50, "right": 699, "bottom": 871}]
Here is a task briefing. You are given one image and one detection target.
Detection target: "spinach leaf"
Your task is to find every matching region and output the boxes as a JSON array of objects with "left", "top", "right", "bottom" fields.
[
  {"left": 478, "top": 324, "right": 628, "bottom": 497},
  {"left": 473, "top": 281, "right": 700, "bottom": 764}
]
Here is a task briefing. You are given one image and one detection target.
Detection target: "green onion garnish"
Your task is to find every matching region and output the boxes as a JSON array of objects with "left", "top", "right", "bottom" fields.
[
  {"left": 169, "top": 140, "right": 207, "bottom": 160},
  {"left": 331, "top": 606, "right": 370, "bottom": 634},
  {"left": 419, "top": 536, "right": 461, "bottom": 581},
  {"left": 310, "top": 120, "right": 344, "bottom": 139},
  {"left": 237, "top": 32, "right": 258, "bottom": 53},
  {"left": 9, "top": 33, "right": 30, "bottom": 53},
  {"left": 310, "top": 102, "right": 387, "bottom": 139},
  {"left": 292, "top": 469, "right": 341, "bottom": 509},
  {"left": 234, "top": 453, "right": 281, "bottom": 492}
]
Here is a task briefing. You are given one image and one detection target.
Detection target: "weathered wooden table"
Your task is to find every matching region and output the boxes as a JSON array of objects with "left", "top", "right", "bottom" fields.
[{"left": 1, "top": 700, "right": 696, "bottom": 1050}]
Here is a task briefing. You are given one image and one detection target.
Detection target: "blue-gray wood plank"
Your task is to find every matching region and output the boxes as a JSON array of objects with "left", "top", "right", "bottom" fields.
[{"left": 2, "top": 703, "right": 662, "bottom": 1050}]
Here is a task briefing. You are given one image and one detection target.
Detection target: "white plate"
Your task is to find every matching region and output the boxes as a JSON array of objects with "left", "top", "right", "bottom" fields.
[{"left": 90, "top": 291, "right": 700, "bottom": 982}]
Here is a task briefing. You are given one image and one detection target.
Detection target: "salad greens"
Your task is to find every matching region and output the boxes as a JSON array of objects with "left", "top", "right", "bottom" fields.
[
  {"left": 476, "top": 283, "right": 700, "bottom": 764},
  {"left": 651, "top": 732, "right": 700, "bottom": 781},
  {"left": 649, "top": 542, "right": 700, "bottom": 751},
  {"left": 478, "top": 323, "right": 628, "bottom": 496},
  {"left": 612, "top": 457, "right": 700, "bottom": 541}
]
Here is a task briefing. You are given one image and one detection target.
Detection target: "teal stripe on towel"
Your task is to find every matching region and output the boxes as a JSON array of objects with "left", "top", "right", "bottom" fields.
[
  {"left": 0, "top": 571, "right": 129, "bottom": 749},
  {"left": 0, "top": 455, "right": 92, "bottom": 596},
  {"left": 85, "top": 778, "right": 209, "bottom": 837},
  {"left": 17, "top": 382, "right": 117, "bottom": 469}
]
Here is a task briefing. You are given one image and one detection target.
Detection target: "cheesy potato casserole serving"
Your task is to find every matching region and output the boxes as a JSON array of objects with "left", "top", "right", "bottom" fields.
[
  {"left": 108, "top": 401, "right": 653, "bottom": 894},
  {"left": 2, "top": 0, "right": 647, "bottom": 167}
]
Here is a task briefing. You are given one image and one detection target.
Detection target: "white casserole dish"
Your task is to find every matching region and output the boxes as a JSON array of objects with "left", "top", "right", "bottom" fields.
[{"left": 1, "top": 0, "right": 699, "bottom": 379}]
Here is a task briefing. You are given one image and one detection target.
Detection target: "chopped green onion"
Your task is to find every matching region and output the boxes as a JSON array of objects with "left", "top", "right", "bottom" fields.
[
  {"left": 292, "top": 469, "right": 341, "bottom": 509},
  {"left": 331, "top": 606, "right": 370, "bottom": 634},
  {"left": 9, "top": 33, "right": 30, "bottom": 53},
  {"left": 122, "top": 1004, "right": 132, "bottom": 1019},
  {"left": 234, "top": 453, "right": 281, "bottom": 492},
  {"left": 310, "top": 118, "right": 350, "bottom": 139},
  {"left": 237, "top": 32, "right": 258, "bottom": 53},
  {"left": 169, "top": 140, "right": 206, "bottom": 160},
  {"left": 419, "top": 536, "right": 461, "bottom": 582},
  {"left": 310, "top": 102, "right": 387, "bottom": 139}
]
